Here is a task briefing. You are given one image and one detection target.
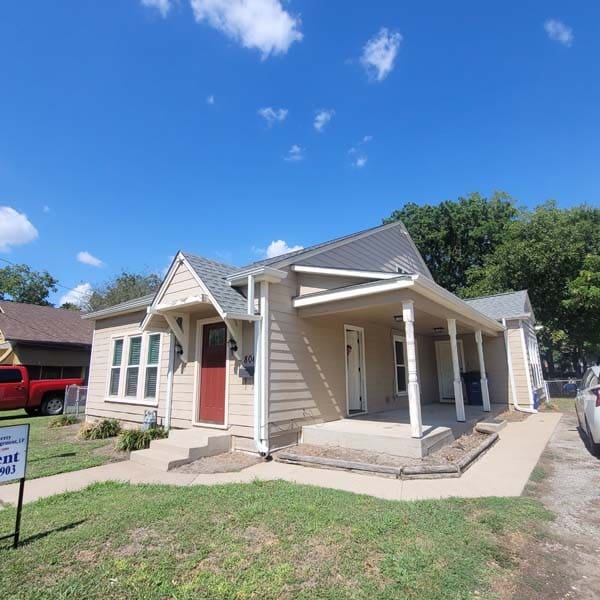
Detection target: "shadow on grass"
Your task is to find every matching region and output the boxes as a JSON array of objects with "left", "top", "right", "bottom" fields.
[
  {"left": 0, "top": 413, "right": 32, "bottom": 422},
  {"left": 1, "top": 519, "right": 88, "bottom": 549},
  {"left": 29, "top": 452, "right": 77, "bottom": 463}
]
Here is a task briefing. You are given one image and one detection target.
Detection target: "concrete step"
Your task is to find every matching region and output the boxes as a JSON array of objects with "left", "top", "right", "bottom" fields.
[{"left": 129, "top": 428, "right": 231, "bottom": 472}]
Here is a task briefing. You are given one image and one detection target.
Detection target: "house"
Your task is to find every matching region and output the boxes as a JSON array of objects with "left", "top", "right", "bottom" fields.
[
  {"left": 84, "top": 221, "right": 546, "bottom": 461},
  {"left": 0, "top": 301, "right": 93, "bottom": 379}
]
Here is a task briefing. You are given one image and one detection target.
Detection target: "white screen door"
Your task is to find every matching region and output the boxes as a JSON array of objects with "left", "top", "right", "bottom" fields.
[
  {"left": 435, "top": 340, "right": 464, "bottom": 402},
  {"left": 345, "top": 327, "right": 365, "bottom": 414}
]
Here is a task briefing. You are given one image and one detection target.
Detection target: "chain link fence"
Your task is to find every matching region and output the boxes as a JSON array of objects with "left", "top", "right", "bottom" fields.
[
  {"left": 63, "top": 385, "right": 88, "bottom": 417},
  {"left": 545, "top": 379, "right": 582, "bottom": 399}
]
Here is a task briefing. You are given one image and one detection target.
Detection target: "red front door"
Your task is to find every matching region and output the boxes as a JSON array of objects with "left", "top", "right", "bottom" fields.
[{"left": 199, "top": 322, "right": 227, "bottom": 423}]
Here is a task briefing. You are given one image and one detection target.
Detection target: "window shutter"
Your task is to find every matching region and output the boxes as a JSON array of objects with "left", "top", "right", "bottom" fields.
[
  {"left": 128, "top": 337, "right": 142, "bottom": 366},
  {"left": 109, "top": 370, "right": 120, "bottom": 396},
  {"left": 147, "top": 334, "right": 160, "bottom": 365},
  {"left": 145, "top": 367, "right": 158, "bottom": 399},
  {"left": 126, "top": 367, "right": 139, "bottom": 397},
  {"left": 112, "top": 339, "right": 123, "bottom": 366}
]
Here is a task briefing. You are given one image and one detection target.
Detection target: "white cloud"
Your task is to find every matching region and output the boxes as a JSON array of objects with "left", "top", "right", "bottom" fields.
[
  {"left": 355, "top": 156, "right": 367, "bottom": 168},
  {"left": 348, "top": 135, "right": 373, "bottom": 157},
  {"left": 42, "top": 205, "right": 50, "bottom": 213},
  {"left": 284, "top": 144, "right": 304, "bottom": 162},
  {"left": 60, "top": 283, "right": 92, "bottom": 308},
  {"left": 314, "top": 109, "right": 334, "bottom": 132},
  {"left": 265, "top": 239, "right": 303, "bottom": 258},
  {"left": 141, "top": 0, "right": 172, "bottom": 18},
  {"left": 190, "top": 0, "right": 303, "bottom": 59},
  {"left": 363, "top": 135, "right": 373, "bottom": 143},
  {"left": 206, "top": 94, "right": 215, "bottom": 105},
  {"left": 0, "top": 206, "right": 38, "bottom": 252},
  {"left": 258, "top": 106, "right": 288, "bottom": 125},
  {"left": 77, "top": 251, "right": 104, "bottom": 268},
  {"left": 544, "top": 19, "right": 574, "bottom": 47},
  {"left": 361, "top": 28, "right": 402, "bottom": 81}
]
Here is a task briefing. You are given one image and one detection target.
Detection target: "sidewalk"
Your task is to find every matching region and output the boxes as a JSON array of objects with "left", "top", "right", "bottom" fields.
[{"left": 0, "top": 411, "right": 562, "bottom": 506}]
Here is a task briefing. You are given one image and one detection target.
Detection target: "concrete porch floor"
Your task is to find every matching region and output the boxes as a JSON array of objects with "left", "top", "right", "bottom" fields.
[{"left": 301, "top": 403, "right": 506, "bottom": 459}]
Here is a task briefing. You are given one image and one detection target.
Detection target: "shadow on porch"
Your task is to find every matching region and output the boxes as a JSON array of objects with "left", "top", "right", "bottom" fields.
[{"left": 301, "top": 403, "right": 506, "bottom": 459}]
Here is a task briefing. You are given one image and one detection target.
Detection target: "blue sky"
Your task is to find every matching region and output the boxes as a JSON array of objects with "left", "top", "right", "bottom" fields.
[{"left": 0, "top": 1, "right": 598, "bottom": 306}]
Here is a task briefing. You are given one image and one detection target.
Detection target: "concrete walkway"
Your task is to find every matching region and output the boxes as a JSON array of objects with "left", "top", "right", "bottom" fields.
[{"left": 0, "top": 412, "right": 561, "bottom": 506}]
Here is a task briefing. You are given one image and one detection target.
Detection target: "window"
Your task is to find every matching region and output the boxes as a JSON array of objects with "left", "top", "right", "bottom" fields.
[
  {"left": 144, "top": 334, "right": 160, "bottom": 399},
  {"left": 109, "top": 339, "right": 124, "bottom": 396},
  {"left": 107, "top": 333, "right": 161, "bottom": 403},
  {"left": 393, "top": 335, "right": 408, "bottom": 394},
  {"left": 0, "top": 369, "right": 23, "bottom": 383},
  {"left": 125, "top": 336, "right": 142, "bottom": 397}
]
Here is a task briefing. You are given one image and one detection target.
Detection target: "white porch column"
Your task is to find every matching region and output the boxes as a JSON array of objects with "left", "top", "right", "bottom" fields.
[
  {"left": 447, "top": 318, "right": 466, "bottom": 422},
  {"left": 402, "top": 301, "right": 423, "bottom": 438},
  {"left": 475, "top": 330, "right": 491, "bottom": 412}
]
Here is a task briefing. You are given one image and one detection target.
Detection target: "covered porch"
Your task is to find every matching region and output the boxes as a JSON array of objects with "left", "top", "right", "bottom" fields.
[
  {"left": 302, "top": 403, "right": 505, "bottom": 458},
  {"left": 293, "top": 273, "right": 506, "bottom": 457}
]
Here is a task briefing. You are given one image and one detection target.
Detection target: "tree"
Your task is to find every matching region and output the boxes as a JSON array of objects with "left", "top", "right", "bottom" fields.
[
  {"left": 0, "top": 263, "right": 58, "bottom": 305},
  {"left": 384, "top": 191, "right": 519, "bottom": 293},
  {"left": 85, "top": 271, "right": 162, "bottom": 312},
  {"left": 463, "top": 202, "right": 600, "bottom": 372},
  {"left": 59, "top": 302, "right": 82, "bottom": 311}
]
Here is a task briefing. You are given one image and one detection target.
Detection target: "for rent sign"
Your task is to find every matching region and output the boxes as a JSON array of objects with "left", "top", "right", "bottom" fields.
[{"left": 0, "top": 424, "right": 29, "bottom": 483}]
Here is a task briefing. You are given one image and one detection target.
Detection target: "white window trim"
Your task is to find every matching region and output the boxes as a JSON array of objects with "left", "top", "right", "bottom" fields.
[
  {"left": 192, "top": 317, "right": 230, "bottom": 430},
  {"left": 106, "top": 336, "right": 124, "bottom": 399},
  {"left": 124, "top": 335, "right": 143, "bottom": 400},
  {"left": 142, "top": 333, "right": 161, "bottom": 401},
  {"left": 105, "top": 332, "right": 162, "bottom": 407}
]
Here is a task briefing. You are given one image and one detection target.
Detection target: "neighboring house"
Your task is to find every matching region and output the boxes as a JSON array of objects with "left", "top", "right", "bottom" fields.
[
  {"left": 84, "top": 221, "right": 546, "bottom": 455},
  {"left": 0, "top": 301, "right": 93, "bottom": 379}
]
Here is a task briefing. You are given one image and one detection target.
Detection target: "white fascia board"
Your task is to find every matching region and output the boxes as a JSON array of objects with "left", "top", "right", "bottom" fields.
[
  {"left": 290, "top": 265, "right": 400, "bottom": 279},
  {"left": 412, "top": 276, "right": 504, "bottom": 334},
  {"left": 226, "top": 266, "right": 287, "bottom": 286},
  {"left": 293, "top": 277, "right": 415, "bottom": 308},
  {"left": 222, "top": 312, "right": 260, "bottom": 322},
  {"left": 83, "top": 298, "right": 152, "bottom": 320},
  {"left": 153, "top": 295, "right": 211, "bottom": 312}
]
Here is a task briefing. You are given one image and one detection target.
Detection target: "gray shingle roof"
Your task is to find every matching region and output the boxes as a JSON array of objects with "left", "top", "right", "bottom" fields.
[
  {"left": 236, "top": 222, "right": 399, "bottom": 272},
  {"left": 84, "top": 294, "right": 156, "bottom": 320},
  {"left": 181, "top": 252, "right": 248, "bottom": 315},
  {"left": 464, "top": 290, "right": 530, "bottom": 321}
]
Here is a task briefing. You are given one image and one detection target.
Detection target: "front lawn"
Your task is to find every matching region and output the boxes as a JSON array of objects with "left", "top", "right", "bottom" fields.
[
  {"left": 0, "top": 480, "right": 552, "bottom": 599},
  {"left": 0, "top": 410, "right": 123, "bottom": 480}
]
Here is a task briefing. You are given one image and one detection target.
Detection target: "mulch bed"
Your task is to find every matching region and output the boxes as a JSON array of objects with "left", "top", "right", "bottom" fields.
[{"left": 497, "top": 409, "right": 530, "bottom": 422}]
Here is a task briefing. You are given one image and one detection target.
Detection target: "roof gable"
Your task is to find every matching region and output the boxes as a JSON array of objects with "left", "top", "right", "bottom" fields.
[{"left": 235, "top": 221, "right": 432, "bottom": 278}]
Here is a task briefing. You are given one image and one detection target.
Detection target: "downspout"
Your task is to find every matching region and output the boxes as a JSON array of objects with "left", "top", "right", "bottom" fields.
[
  {"left": 502, "top": 318, "right": 537, "bottom": 414},
  {"left": 250, "top": 276, "right": 269, "bottom": 456},
  {"left": 164, "top": 333, "right": 175, "bottom": 430}
]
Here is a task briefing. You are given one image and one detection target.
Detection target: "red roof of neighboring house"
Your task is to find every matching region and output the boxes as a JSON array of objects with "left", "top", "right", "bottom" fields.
[{"left": 0, "top": 301, "right": 93, "bottom": 347}]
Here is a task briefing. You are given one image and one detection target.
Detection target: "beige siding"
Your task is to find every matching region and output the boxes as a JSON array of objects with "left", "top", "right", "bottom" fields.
[
  {"left": 506, "top": 321, "right": 533, "bottom": 407},
  {"left": 297, "top": 274, "right": 372, "bottom": 296},
  {"left": 87, "top": 311, "right": 171, "bottom": 427},
  {"left": 300, "top": 224, "right": 431, "bottom": 277},
  {"left": 267, "top": 270, "right": 440, "bottom": 444},
  {"left": 160, "top": 261, "right": 204, "bottom": 304}
]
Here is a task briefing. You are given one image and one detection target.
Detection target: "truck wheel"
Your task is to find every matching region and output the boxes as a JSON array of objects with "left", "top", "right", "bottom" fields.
[
  {"left": 41, "top": 394, "right": 64, "bottom": 416},
  {"left": 25, "top": 407, "right": 39, "bottom": 416}
]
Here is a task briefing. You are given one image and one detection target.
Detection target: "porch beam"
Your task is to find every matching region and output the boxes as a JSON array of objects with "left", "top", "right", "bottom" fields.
[
  {"left": 163, "top": 314, "right": 188, "bottom": 363},
  {"left": 447, "top": 318, "right": 466, "bottom": 422},
  {"left": 475, "top": 330, "right": 491, "bottom": 412},
  {"left": 402, "top": 301, "right": 423, "bottom": 438}
]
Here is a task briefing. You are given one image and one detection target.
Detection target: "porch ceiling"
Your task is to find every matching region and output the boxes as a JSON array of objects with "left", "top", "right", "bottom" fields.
[{"left": 297, "top": 288, "right": 499, "bottom": 336}]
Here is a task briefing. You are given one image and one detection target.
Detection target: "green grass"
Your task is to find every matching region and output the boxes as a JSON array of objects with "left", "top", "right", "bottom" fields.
[
  {"left": 0, "top": 410, "right": 123, "bottom": 480},
  {"left": 0, "top": 481, "right": 552, "bottom": 599}
]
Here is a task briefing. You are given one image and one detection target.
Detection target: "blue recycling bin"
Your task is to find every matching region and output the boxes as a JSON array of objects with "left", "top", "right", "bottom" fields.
[{"left": 462, "top": 372, "right": 483, "bottom": 405}]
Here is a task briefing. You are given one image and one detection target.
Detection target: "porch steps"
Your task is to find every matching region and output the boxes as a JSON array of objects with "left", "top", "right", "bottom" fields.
[{"left": 129, "top": 429, "right": 231, "bottom": 471}]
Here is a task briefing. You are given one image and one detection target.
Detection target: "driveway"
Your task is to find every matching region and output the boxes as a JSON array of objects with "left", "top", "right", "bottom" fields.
[{"left": 515, "top": 408, "right": 600, "bottom": 599}]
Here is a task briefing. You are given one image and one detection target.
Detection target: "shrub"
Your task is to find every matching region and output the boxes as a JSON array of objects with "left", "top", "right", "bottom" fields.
[
  {"left": 78, "top": 418, "right": 121, "bottom": 440},
  {"left": 48, "top": 414, "right": 79, "bottom": 428},
  {"left": 116, "top": 427, "right": 168, "bottom": 452}
]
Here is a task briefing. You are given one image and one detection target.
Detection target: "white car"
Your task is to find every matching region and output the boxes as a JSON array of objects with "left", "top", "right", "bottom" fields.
[{"left": 575, "top": 366, "right": 600, "bottom": 455}]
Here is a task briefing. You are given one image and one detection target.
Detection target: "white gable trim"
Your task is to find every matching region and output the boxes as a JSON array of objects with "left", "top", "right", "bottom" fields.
[{"left": 291, "top": 265, "right": 400, "bottom": 279}]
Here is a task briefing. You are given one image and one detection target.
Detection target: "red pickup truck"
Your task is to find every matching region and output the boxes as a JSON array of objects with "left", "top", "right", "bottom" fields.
[{"left": 0, "top": 365, "right": 84, "bottom": 416}]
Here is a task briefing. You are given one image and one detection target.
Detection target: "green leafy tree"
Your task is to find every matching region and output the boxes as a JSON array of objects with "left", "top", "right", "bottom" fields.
[
  {"left": 464, "top": 202, "right": 600, "bottom": 371},
  {"left": 0, "top": 263, "right": 58, "bottom": 305},
  {"left": 86, "top": 271, "right": 162, "bottom": 312},
  {"left": 59, "top": 302, "right": 82, "bottom": 311},
  {"left": 384, "top": 191, "right": 519, "bottom": 293}
]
